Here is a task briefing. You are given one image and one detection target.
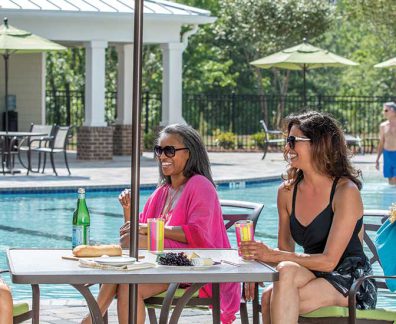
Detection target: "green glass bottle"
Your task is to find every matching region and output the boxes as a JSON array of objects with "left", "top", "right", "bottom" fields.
[{"left": 72, "top": 188, "right": 90, "bottom": 248}]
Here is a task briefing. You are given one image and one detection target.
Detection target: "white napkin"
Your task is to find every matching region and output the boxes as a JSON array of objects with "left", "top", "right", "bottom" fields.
[{"left": 78, "top": 259, "right": 156, "bottom": 271}]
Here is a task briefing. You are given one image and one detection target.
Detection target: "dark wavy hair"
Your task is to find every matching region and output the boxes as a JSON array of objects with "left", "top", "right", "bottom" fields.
[
  {"left": 157, "top": 124, "right": 215, "bottom": 187},
  {"left": 282, "top": 111, "right": 362, "bottom": 190}
]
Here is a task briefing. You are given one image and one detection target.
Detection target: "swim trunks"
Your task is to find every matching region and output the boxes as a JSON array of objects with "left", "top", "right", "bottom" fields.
[{"left": 383, "top": 149, "right": 396, "bottom": 178}]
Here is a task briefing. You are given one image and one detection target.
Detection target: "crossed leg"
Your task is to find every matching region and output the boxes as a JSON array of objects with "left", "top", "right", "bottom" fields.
[{"left": 262, "top": 261, "right": 348, "bottom": 324}]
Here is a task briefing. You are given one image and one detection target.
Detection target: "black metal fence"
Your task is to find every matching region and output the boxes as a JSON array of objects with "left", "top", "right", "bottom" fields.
[{"left": 46, "top": 91, "right": 389, "bottom": 152}]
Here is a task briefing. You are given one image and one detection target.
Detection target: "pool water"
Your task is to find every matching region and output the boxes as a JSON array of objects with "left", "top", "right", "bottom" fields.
[{"left": 0, "top": 174, "right": 395, "bottom": 309}]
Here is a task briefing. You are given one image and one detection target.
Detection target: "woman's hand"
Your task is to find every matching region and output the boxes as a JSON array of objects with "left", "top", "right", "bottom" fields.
[
  {"left": 239, "top": 241, "right": 274, "bottom": 262},
  {"left": 120, "top": 221, "right": 130, "bottom": 237},
  {"left": 118, "top": 189, "right": 131, "bottom": 209},
  {"left": 120, "top": 233, "right": 148, "bottom": 249},
  {"left": 244, "top": 282, "right": 264, "bottom": 301},
  {"left": 120, "top": 222, "right": 148, "bottom": 236}
]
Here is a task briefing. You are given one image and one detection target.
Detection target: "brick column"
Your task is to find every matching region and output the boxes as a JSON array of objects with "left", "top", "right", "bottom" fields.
[
  {"left": 113, "top": 124, "right": 145, "bottom": 155},
  {"left": 77, "top": 126, "right": 113, "bottom": 160}
]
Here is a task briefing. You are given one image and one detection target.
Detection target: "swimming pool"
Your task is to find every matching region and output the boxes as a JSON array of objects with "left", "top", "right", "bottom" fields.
[{"left": 0, "top": 174, "right": 395, "bottom": 309}]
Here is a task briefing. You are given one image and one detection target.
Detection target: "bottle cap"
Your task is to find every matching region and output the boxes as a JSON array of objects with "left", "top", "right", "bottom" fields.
[{"left": 78, "top": 188, "right": 85, "bottom": 194}]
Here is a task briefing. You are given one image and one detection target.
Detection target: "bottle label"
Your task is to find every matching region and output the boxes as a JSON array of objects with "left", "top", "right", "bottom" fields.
[{"left": 72, "top": 225, "right": 90, "bottom": 248}]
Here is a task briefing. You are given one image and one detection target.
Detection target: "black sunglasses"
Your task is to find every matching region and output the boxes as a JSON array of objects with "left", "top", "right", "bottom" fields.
[
  {"left": 154, "top": 145, "right": 189, "bottom": 158},
  {"left": 286, "top": 136, "right": 311, "bottom": 149}
]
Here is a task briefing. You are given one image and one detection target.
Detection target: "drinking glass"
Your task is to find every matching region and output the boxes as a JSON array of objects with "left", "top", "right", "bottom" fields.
[
  {"left": 235, "top": 220, "right": 254, "bottom": 256},
  {"left": 147, "top": 218, "right": 164, "bottom": 253}
]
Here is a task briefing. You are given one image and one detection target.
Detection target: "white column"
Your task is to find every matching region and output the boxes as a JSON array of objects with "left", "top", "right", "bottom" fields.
[
  {"left": 161, "top": 42, "right": 186, "bottom": 125},
  {"left": 84, "top": 40, "right": 108, "bottom": 127},
  {"left": 115, "top": 44, "right": 133, "bottom": 125}
]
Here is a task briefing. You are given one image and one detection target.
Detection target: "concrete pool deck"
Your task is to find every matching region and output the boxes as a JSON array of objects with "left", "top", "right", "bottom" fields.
[{"left": 0, "top": 151, "right": 380, "bottom": 191}]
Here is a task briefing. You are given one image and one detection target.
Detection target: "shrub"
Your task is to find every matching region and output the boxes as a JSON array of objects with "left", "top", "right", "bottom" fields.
[
  {"left": 250, "top": 132, "right": 266, "bottom": 149},
  {"left": 214, "top": 130, "right": 236, "bottom": 149}
]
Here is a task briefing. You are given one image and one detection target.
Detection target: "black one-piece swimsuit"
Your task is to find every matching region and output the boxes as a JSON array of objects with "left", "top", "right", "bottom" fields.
[{"left": 289, "top": 177, "right": 377, "bottom": 310}]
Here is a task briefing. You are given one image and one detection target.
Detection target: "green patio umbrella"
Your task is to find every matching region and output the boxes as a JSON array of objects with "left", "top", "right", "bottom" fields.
[
  {"left": 0, "top": 17, "right": 66, "bottom": 132},
  {"left": 374, "top": 57, "right": 396, "bottom": 68},
  {"left": 250, "top": 39, "right": 358, "bottom": 104}
]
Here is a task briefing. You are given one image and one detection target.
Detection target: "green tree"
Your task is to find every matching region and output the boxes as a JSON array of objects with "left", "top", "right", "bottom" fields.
[{"left": 214, "top": 0, "right": 334, "bottom": 122}]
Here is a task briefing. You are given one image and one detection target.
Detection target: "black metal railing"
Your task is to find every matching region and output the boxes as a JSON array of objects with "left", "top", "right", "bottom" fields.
[{"left": 46, "top": 91, "right": 389, "bottom": 153}]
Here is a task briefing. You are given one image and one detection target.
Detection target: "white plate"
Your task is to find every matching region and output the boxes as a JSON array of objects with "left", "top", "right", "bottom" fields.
[
  {"left": 158, "top": 262, "right": 220, "bottom": 271},
  {"left": 94, "top": 256, "right": 136, "bottom": 266}
]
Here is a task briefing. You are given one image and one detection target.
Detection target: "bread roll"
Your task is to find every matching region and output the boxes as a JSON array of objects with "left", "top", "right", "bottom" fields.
[{"left": 72, "top": 244, "right": 122, "bottom": 257}]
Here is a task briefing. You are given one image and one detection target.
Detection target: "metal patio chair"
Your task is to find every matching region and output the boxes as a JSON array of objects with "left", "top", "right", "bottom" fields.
[
  {"left": 259, "top": 120, "right": 284, "bottom": 160},
  {"left": 17, "top": 123, "right": 55, "bottom": 174},
  {"left": 35, "top": 126, "right": 72, "bottom": 176},
  {"left": 144, "top": 199, "right": 265, "bottom": 324}
]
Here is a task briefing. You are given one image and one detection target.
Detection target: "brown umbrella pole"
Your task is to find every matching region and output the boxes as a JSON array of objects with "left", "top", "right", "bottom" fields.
[
  {"left": 128, "top": 0, "right": 144, "bottom": 322},
  {"left": 4, "top": 52, "right": 9, "bottom": 133}
]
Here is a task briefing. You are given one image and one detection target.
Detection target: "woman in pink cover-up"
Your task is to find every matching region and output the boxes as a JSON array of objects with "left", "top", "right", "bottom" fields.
[{"left": 82, "top": 124, "right": 240, "bottom": 324}]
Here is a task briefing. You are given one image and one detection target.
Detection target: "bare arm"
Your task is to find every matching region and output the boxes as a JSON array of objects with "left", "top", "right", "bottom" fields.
[
  {"left": 376, "top": 124, "right": 385, "bottom": 170},
  {"left": 241, "top": 180, "right": 363, "bottom": 272},
  {"left": 277, "top": 183, "right": 295, "bottom": 252}
]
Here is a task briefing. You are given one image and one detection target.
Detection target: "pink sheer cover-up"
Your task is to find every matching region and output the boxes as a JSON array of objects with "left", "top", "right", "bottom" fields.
[{"left": 139, "top": 175, "right": 241, "bottom": 324}]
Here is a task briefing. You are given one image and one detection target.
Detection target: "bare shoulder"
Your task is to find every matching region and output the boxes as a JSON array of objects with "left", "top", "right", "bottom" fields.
[
  {"left": 278, "top": 181, "right": 293, "bottom": 197},
  {"left": 380, "top": 120, "right": 389, "bottom": 128},
  {"left": 277, "top": 181, "right": 293, "bottom": 211},
  {"left": 335, "top": 177, "right": 360, "bottom": 195},
  {"left": 333, "top": 178, "right": 363, "bottom": 214}
]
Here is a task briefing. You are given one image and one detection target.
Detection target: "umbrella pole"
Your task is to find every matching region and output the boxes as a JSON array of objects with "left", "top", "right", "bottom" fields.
[
  {"left": 4, "top": 53, "right": 9, "bottom": 133},
  {"left": 303, "top": 64, "right": 307, "bottom": 107},
  {"left": 128, "top": 0, "right": 144, "bottom": 323}
]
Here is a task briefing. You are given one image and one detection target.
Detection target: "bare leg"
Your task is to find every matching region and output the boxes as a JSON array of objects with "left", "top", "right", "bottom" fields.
[
  {"left": 117, "top": 283, "right": 169, "bottom": 324},
  {"left": 270, "top": 261, "right": 316, "bottom": 324},
  {"left": 261, "top": 285, "right": 273, "bottom": 324},
  {"left": 81, "top": 284, "right": 118, "bottom": 324},
  {"left": 0, "top": 280, "right": 13, "bottom": 324},
  {"left": 299, "top": 277, "right": 347, "bottom": 314},
  {"left": 388, "top": 177, "right": 396, "bottom": 185}
]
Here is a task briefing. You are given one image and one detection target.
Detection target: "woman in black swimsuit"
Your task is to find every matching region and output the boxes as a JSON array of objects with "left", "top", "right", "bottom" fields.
[{"left": 240, "top": 111, "right": 377, "bottom": 324}]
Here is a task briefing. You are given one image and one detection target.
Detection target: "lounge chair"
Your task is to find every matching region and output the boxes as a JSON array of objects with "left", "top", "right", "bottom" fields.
[
  {"left": 144, "top": 199, "right": 265, "bottom": 324},
  {"left": 259, "top": 120, "right": 284, "bottom": 160}
]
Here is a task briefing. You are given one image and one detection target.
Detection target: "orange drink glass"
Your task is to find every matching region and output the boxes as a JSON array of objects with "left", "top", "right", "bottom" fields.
[{"left": 235, "top": 220, "right": 254, "bottom": 256}]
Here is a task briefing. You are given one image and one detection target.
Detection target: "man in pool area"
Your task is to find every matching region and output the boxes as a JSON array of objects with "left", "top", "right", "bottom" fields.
[{"left": 375, "top": 101, "right": 396, "bottom": 185}]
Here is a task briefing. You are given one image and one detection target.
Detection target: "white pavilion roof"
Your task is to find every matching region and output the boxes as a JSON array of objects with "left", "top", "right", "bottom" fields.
[{"left": 0, "top": 0, "right": 211, "bottom": 17}]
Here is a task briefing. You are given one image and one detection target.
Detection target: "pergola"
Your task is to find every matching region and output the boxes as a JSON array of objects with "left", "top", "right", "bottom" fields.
[{"left": 0, "top": 0, "right": 215, "bottom": 159}]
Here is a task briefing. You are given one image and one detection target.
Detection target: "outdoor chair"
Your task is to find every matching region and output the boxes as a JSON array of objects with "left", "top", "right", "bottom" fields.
[
  {"left": 259, "top": 120, "right": 284, "bottom": 160},
  {"left": 248, "top": 210, "right": 396, "bottom": 324},
  {"left": 34, "top": 126, "right": 72, "bottom": 176},
  {"left": 17, "top": 123, "right": 55, "bottom": 174},
  {"left": 1, "top": 135, "right": 19, "bottom": 175},
  {"left": 144, "top": 199, "right": 264, "bottom": 324},
  {"left": 345, "top": 134, "right": 362, "bottom": 154},
  {"left": 0, "top": 269, "right": 40, "bottom": 323},
  {"left": 298, "top": 210, "right": 396, "bottom": 324}
]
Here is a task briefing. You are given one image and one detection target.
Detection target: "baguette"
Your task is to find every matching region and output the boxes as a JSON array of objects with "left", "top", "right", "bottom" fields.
[{"left": 72, "top": 244, "right": 122, "bottom": 257}]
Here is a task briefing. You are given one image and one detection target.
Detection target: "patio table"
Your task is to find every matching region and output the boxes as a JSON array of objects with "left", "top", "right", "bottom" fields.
[
  {"left": 7, "top": 248, "right": 278, "bottom": 324},
  {"left": 0, "top": 131, "right": 47, "bottom": 174}
]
